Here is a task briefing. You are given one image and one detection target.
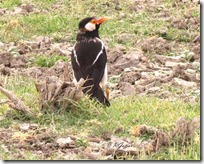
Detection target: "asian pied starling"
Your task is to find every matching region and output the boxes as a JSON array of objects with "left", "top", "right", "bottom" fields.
[{"left": 71, "top": 17, "right": 110, "bottom": 106}]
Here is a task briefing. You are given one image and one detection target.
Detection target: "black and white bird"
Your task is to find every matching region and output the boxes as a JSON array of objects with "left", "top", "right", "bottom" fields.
[{"left": 71, "top": 17, "right": 110, "bottom": 106}]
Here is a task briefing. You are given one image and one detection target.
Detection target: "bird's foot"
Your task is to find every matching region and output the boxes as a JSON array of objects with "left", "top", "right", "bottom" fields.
[{"left": 105, "top": 85, "right": 110, "bottom": 101}]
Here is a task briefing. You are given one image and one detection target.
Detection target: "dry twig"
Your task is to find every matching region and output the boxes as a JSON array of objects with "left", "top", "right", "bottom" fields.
[{"left": 0, "top": 86, "right": 35, "bottom": 117}]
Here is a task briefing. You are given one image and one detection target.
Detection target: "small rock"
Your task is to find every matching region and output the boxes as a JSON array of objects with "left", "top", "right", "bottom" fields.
[
  {"left": 56, "top": 137, "right": 75, "bottom": 148},
  {"left": 21, "top": 4, "right": 34, "bottom": 13},
  {"left": 87, "top": 137, "right": 102, "bottom": 143},
  {"left": 192, "top": 0, "right": 200, "bottom": 3},
  {"left": 12, "top": 7, "right": 27, "bottom": 15},
  {"left": 0, "top": 42, "right": 4, "bottom": 48},
  {"left": 193, "top": 90, "right": 200, "bottom": 95},
  {"left": 87, "top": 142, "right": 101, "bottom": 148},
  {"left": 50, "top": 46, "right": 67, "bottom": 56},
  {"left": 120, "top": 71, "right": 141, "bottom": 84},
  {"left": 186, "top": 69, "right": 196, "bottom": 74},
  {"left": 20, "top": 123, "right": 30, "bottom": 131},
  {"left": 81, "top": 152, "right": 101, "bottom": 160},
  {"left": 66, "top": 135, "right": 78, "bottom": 140},
  {"left": 177, "top": 21, "right": 188, "bottom": 30},
  {"left": 120, "top": 82, "right": 136, "bottom": 96},
  {"left": 141, "top": 72, "right": 155, "bottom": 79},
  {"left": 147, "top": 87, "right": 160, "bottom": 93},
  {"left": 118, "top": 33, "right": 136, "bottom": 44},
  {"left": 196, "top": 73, "right": 200, "bottom": 81},
  {"left": 192, "top": 61, "right": 200, "bottom": 70},
  {"left": 140, "top": 56, "right": 149, "bottom": 62},
  {"left": 84, "top": 146, "right": 92, "bottom": 152},
  {"left": 192, "top": 35, "right": 200, "bottom": 43},
  {"left": 140, "top": 37, "right": 170, "bottom": 55},
  {"left": 153, "top": 70, "right": 172, "bottom": 77},
  {"left": 165, "top": 61, "right": 187, "bottom": 67},
  {"left": 173, "top": 78, "right": 197, "bottom": 88},
  {"left": 24, "top": 41, "right": 39, "bottom": 49},
  {"left": 119, "top": 13, "right": 126, "bottom": 18},
  {"left": 157, "top": 29, "right": 167, "bottom": 36},
  {"left": 0, "top": 66, "right": 10, "bottom": 76},
  {"left": 115, "top": 5, "right": 122, "bottom": 10},
  {"left": 35, "top": 36, "right": 53, "bottom": 48},
  {"left": 124, "top": 67, "right": 131, "bottom": 72},
  {"left": 29, "top": 123, "right": 39, "bottom": 129},
  {"left": 135, "top": 85, "right": 145, "bottom": 93},
  {"left": 126, "top": 50, "right": 143, "bottom": 61},
  {"left": 18, "top": 49, "right": 26, "bottom": 55},
  {"left": 106, "top": 155, "right": 114, "bottom": 160}
]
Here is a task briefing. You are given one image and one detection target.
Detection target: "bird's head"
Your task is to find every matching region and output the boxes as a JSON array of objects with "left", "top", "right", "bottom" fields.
[{"left": 78, "top": 17, "right": 108, "bottom": 33}]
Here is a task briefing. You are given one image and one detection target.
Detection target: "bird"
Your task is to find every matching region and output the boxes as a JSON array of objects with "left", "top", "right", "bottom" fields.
[{"left": 71, "top": 17, "right": 110, "bottom": 106}]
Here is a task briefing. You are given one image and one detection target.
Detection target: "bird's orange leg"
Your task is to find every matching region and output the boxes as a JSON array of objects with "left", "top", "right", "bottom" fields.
[{"left": 105, "top": 86, "right": 110, "bottom": 101}]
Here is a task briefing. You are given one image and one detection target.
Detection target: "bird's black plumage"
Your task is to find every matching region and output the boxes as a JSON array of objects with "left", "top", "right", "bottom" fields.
[{"left": 71, "top": 17, "right": 110, "bottom": 106}]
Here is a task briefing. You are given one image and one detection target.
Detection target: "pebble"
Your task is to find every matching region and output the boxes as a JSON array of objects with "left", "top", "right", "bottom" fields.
[
  {"left": 173, "top": 78, "right": 197, "bottom": 88},
  {"left": 147, "top": 87, "right": 160, "bottom": 93}
]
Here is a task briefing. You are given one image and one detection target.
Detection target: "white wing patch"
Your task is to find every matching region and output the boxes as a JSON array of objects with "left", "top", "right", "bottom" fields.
[
  {"left": 100, "top": 64, "right": 108, "bottom": 89},
  {"left": 92, "top": 38, "right": 105, "bottom": 66},
  {"left": 73, "top": 43, "right": 80, "bottom": 66}
]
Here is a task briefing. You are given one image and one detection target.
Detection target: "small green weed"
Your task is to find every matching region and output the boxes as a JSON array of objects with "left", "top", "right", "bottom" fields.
[{"left": 32, "top": 54, "right": 69, "bottom": 67}]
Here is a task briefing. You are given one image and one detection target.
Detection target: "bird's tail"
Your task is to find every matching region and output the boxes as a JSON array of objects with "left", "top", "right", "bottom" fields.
[
  {"left": 82, "top": 81, "right": 110, "bottom": 106},
  {"left": 91, "top": 86, "right": 110, "bottom": 106}
]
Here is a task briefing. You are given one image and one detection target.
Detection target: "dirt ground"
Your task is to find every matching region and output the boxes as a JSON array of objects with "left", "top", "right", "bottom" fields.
[{"left": 0, "top": 33, "right": 200, "bottom": 102}]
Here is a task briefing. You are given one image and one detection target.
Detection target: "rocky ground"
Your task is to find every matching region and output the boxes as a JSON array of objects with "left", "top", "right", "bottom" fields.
[{"left": 0, "top": 33, "right": 200, "bottom": 103}]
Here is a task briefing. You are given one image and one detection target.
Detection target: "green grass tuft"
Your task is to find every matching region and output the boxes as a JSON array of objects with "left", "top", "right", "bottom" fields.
[
  {"left": 0, "top": 0, "right": 22, "bottom": 9},
  {"left": 32, "top": 54, "right": 69, "bottom": 67}
]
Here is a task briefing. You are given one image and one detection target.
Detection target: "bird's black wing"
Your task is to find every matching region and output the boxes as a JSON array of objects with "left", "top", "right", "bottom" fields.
[{"left": 71, "top": 38, "right": 109, "bottom": 105}]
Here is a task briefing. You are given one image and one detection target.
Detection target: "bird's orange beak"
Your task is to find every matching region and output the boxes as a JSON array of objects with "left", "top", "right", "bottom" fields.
[{"left": 96, "top": 17, "right": 109, "bottom": 25}]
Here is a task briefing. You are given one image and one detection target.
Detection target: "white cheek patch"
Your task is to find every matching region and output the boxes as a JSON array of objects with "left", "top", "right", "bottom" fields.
[{"left": 85, "top": 22, "right": 96, "bottom": 31}]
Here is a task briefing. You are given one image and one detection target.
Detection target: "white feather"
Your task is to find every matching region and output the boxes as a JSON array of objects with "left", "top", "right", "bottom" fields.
[
  {"left": 92, "top": 38, "right": 105, "bottom": 65},
  {"left": 100, "top": 64, "right": 108, "bottom": 89},
  {"left": 73, "top": 43, "right": 80, "bottom": 66},
  {"left": 85, "top": 22, "right": 96, "bottom": 31}
]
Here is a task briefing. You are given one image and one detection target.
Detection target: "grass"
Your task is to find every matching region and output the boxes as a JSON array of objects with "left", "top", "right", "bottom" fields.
[
  {"left": 31, "top": 54, "right": 69, "bottom": 67},
  {"left": 0, "top": 0, "right": 199, "bottom": 47},
  {"left": 0, "top": 0, "right": 22, "bottom": 9},
  {"left": 0, "top": 75, "right": 200, "bottom": 160},
  {"left": 0, "top": 0, "right": 200, "bottom": 160}
]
